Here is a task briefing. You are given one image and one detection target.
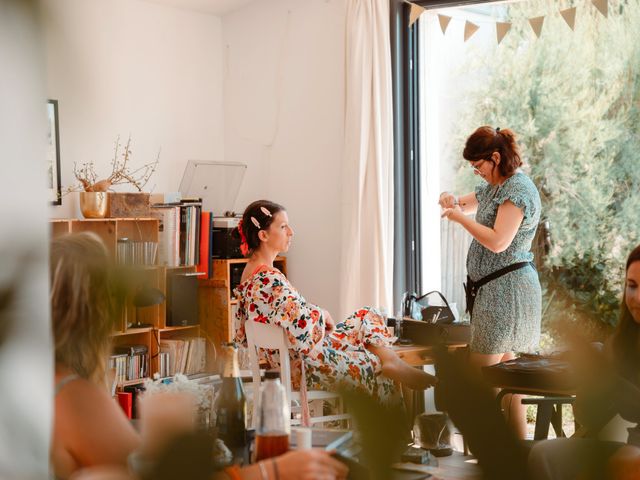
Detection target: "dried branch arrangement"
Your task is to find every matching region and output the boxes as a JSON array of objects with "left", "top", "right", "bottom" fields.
[{"left": 67, "top": 135, "right": 160, "bottom": 193}]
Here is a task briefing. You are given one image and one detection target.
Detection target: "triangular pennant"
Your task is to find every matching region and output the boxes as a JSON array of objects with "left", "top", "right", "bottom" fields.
[
  {"left": 560, "top": 7, "right": 577, "bottom": 30},
  {"left": 409, "top": 3, "right": 426, "bottom": 27},
  {"left": 592, "top": 0, "right": 608, "bottom": 17},
  {"left": 464, "top": 21, "right": 479, "bottom": 42},
  {"left": 496, "top": 22, "right": 511, "bottom": 44},
  {"left": 438, "top": 14, "right": 452, "bottom": 35},
  {"left": 529, "top": 15, "right": 545, "bottom": 38}
]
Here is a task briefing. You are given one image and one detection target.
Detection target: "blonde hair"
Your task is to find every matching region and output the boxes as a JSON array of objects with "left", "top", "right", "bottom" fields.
[{"left": 50, "top": 232, "right": 118, "bottom": 384}]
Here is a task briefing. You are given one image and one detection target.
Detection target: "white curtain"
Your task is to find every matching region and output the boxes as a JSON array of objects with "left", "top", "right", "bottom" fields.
[{"left": 339, "top": 0, "right": 394, "bottom": 319}]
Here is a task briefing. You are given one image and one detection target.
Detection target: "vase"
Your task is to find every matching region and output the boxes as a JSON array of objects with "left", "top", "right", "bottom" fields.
[{"left": 79, "top": 192, "right": 109, "bottom": 218}]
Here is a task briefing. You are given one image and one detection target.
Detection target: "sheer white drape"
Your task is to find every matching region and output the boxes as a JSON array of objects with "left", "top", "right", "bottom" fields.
[{"left": 339, "top": 0, "right": 394, "bottom": 319}]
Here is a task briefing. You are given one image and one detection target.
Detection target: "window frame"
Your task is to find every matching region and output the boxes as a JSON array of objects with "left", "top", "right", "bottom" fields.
[{"left": 391, "top": 0, "right": 497, "bottom": 305}]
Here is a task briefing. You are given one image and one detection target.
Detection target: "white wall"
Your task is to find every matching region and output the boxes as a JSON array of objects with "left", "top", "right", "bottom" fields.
[
  {"left": 222, "top": 0, "right": 346, "bottom": 316},
  {"left": 43, "top": 0, "right": 225, "bottom": 218}
]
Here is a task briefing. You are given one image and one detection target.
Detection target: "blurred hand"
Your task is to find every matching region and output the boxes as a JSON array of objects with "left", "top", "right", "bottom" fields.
[
  {"left": 441, "top": 205, "right": 464, "bottom": 223},
  {"left": 438, "top": 192, "right": 457, "bottom": 209},
  {"left": 274, "top": 449, "right": 349, "bottom": 480},
  {"left": 322, "top": 309, "right": 335, "bottom": 334},
  {"left": 609, "top": 445, "right": 640, "bottom": 480}
]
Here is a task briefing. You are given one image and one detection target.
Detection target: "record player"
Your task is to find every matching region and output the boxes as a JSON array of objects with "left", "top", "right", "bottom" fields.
[{"left": 179, "top": 161, "right": 246, "bottom": 259}]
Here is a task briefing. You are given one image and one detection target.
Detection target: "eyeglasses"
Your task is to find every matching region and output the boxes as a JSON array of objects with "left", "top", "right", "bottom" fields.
[
  {"left": 469, "top": 159, "right": 487, "bottom": 174},
  {"left": 469, "top": 154, "right": 495, "bottom": 174}
]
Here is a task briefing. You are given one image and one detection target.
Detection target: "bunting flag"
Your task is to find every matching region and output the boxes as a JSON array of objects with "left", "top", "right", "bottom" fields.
[
  {"left": 409, "top": 3, "right": 426, "bottom": 27},
  {"left": 464, "top": 20, "right": 480, "bottom": 42},
  {"left": 592, "top": 0, "right": 608, "bottom": 17},
  {"left": 560, "top": 7, "right": 577, "bottom": 30},
  {"left": 429, "top": 0, "right": 610, "bottom": 43},
  {"left": 529, "top": 15, "right": 545, "bottom": 38},
  {"left": 438, "top": 14, "right": 452, "bottom": 35},
  {"left": 496, "top": 22, "right": 511, "bottom": 44}
]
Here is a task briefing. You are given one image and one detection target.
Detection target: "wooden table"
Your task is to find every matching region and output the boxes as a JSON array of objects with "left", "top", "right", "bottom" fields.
[
  {"left": 393, "top": 342, "right": 467, "bottom": 419},
  {"left": 394, "top": 343, "right": 467, "bottom": 367}
]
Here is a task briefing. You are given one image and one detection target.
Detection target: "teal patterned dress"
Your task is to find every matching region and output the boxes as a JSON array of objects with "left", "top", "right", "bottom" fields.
[{"left": 467, "top": 172, "right": 542, "bottom": 354}]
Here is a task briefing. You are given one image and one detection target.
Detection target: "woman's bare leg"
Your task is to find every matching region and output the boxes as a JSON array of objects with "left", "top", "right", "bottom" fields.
[
  {"left": 368, "top": 345, "right": 438, "bottom": 390},
  {"left": 468, "top": 351, "right": 526, "bottom": 438}
]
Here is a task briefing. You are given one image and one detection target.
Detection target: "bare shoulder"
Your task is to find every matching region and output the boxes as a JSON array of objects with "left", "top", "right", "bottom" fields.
[
  {"left": 55, "top": 377, "right": 127, "bottom": 432},
  {"left": 54, "top": 377, "right": 140, "bottom": 468}
]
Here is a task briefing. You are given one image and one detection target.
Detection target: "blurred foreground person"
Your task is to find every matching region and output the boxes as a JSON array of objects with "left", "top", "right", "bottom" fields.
[{"left": 528, "top": 244, "right": 640, "bottom": 480}]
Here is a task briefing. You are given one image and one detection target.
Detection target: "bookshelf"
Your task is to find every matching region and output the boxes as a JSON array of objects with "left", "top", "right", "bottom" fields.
[
  {"left": 198, "top": 256, "right": 287, "bottom": 367},
  {"left": 50, "top": 218, "right": 206, "bottom": 387}
]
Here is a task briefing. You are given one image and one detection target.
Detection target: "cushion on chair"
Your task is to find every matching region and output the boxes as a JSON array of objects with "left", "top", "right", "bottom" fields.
[{"left": 482, "top": 354, "right": 576, "bottom": 391}]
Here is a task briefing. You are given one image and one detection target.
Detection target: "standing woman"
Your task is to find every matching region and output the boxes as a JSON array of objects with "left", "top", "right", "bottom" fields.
[{"left": 439, "top": 126, "right": 542, "bottom": 437}]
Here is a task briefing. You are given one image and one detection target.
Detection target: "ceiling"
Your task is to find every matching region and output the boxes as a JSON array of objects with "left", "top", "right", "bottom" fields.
[{"left": 143, "top": 0, "right": 256, "bottom": 16}]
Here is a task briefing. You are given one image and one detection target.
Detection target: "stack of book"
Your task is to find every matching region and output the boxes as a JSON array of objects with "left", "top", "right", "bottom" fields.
[
  {"left": 159, "top": 337, "right": 206, "bottom": 376},
  {"left": 110, "top": 344, "right": 148, "bottom": 384},
  {"left": 151, "top": 197, "right": 209, "bottom": 268}
]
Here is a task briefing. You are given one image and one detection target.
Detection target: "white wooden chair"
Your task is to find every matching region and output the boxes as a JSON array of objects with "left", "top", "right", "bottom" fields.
[{"left": 244, "top": 320, "right": 349, "bottom": 427}]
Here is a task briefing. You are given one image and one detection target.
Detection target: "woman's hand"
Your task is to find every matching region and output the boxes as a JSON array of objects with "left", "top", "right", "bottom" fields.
[
  {"left": 273, "top": 449, "right": 349, "bottom": 480},
  {"left": 441, "top": 205, "right": 465, "bottom": 224},
  {"left": 322, "top": 309, "right": 335, "bottom": 334},
  {"left": 438, "top": 192, "right": 457, "bottom": 209}
]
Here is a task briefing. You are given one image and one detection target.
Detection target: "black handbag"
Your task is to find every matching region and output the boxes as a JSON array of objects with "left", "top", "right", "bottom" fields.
[
  {"left": 402, "top": 290, "right": 456, "bottom": 324},
  {"left": 400, "top": 291, "right": 469, "bottom": 346}
]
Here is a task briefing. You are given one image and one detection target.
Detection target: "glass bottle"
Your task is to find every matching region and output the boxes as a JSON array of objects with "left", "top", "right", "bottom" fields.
[
  {"left": 254, "top": 370, "right": 290, "bottom": 461},
  {"left": 216, "top": 342, "right": 247, "bottom": 448}
]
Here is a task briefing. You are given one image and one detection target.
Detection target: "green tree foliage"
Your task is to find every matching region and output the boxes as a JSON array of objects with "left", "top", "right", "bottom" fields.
[{"left": 453, "top": 0, "right": 640, "bottom": 336}]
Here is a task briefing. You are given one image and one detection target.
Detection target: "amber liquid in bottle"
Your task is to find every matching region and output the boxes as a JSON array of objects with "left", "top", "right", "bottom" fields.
[
  {"left": 216, "top": 343, "right": 247, "bottom": 448},
  {"left": 255, "top": 432, "right": 290, "bottom": 461}
]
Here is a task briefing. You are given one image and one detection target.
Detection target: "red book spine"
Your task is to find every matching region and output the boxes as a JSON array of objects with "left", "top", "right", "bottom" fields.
[
  {"left": 196, "top": 212, "right": 211, "bottom": 279},
  {"left": 117, "top": 391, "right": 133, "bottom": 419}
]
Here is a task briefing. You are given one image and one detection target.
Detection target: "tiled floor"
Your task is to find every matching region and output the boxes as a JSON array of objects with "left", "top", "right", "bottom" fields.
[{"left": 393, "top": 452, "right": 482, "bottom": 480}]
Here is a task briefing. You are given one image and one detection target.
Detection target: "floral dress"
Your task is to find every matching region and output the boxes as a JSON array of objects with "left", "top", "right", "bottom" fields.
[
  {"left": 234, "top": 267, "right": 398, "bottom": 402},
  {"left": 467, "top": 171, "right": 542, "bottom": 354}
]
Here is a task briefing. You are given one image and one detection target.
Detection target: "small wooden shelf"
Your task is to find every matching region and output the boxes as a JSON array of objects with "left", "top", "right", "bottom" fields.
[
  {"left": 117, "top": 377, "right": 149, "bottom": 387},
  {"left": 50, "top": 217, "right": 206, "bottom": 385},
  {"left": 113, "top": 327, "right": 153, "bottom": 336},
  {"left": 160, "top": 325, "right": 200, "bottom": 333}
]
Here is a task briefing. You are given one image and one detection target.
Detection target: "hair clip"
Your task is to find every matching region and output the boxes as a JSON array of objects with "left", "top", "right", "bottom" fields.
[
  {"left": 495, "top": 127, "right": 501, "bottom": 133},
  {"left": 260, "top": 206, "right": 272, "bottom": 217},
  {"left": 250, "top": 217, "right": 261, "bottom": 228}
]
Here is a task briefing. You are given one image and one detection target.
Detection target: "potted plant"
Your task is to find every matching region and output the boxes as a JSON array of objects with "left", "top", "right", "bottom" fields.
[{"left": 67, "top": 135, "right": 159, "bottom": 218}]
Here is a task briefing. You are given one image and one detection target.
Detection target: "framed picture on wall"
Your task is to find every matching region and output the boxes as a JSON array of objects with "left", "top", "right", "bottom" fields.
[{"left": 47, "top": 99, "right": 62, "bottom": 205}]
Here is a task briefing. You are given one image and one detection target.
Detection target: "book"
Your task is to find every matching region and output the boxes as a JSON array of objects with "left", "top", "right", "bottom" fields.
[
  {"left": 117, "top": 391, "right": 133, "bottom": 419},
  {"left": 150, "top": 192, "right": 182, "bottom": 204},
  {"left": 122, "top": 385, "right": 145, "bottom": 418},
  {"left": 151, "top": 206, "right": 180, "bottom": 267},
  {"left": 196, "top": 211, "right": 212, "bottom": 278}
]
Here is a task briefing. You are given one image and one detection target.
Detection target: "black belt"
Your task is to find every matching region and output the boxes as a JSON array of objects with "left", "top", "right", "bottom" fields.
[{"left": 464, "top": 262, "right": 535, "bottom": 317}]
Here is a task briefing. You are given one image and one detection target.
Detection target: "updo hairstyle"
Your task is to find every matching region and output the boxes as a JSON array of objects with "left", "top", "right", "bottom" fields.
[
  {"left": 463, "top": 126, "right": 523, "bottom": 177},
  {"left": 234, "top": 200, "right": 285, "bottom": 255}
]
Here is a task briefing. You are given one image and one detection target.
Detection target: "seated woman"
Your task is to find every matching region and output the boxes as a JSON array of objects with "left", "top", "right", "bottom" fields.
[
  {"left": 51, "top": 232, "right": 347, "bottom": 480},
  {"left": 233, "top": 200, "right": 437, "bottom": 403},
  {"left": 528, "top": 243, "right": 640, "bottom": 480}
]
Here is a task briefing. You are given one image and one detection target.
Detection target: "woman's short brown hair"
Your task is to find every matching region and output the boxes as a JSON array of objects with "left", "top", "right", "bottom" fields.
[{"left": 463, "top": 126, "right": 523, "bottom": 177}]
